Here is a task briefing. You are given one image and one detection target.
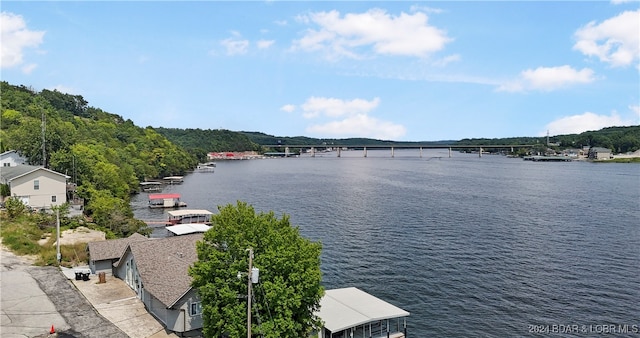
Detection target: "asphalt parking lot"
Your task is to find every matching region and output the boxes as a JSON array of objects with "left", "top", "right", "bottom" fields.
[{"left": 1, "top": 244, "right": 127, "bottom": 338}]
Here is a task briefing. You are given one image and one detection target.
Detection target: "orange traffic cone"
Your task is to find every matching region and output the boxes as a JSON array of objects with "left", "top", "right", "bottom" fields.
[{"left": 50, "top": 324, "right": 55, "bottom": 334}]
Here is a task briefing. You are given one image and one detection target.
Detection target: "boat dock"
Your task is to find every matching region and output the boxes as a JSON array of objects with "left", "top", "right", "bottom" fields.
[{"left": 523, "top": 156, "right": 572, "bottom": 162}]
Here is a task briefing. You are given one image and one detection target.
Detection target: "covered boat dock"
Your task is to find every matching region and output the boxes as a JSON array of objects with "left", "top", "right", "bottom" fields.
[
  {"left": 167, "top": 209, "right": 213, "bottom": 225},
  {"left": 165, "top": 223, "right": 211, "bottom": 236},
  {"left": 316, "top": 287, "right": 410, "bottom": 338}
]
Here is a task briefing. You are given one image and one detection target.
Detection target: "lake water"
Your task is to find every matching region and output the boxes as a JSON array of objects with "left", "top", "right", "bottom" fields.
[{"left": 131, "top": 150, "right": 640, "bottom": 337}]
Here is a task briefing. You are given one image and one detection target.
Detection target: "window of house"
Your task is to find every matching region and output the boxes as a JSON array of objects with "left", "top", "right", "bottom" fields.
[
  {"left": 51, "top": 196, "right": 57, "bottom": 203},
  {"left": 190, "top": 301, "right": 202, "bottom": 316},
  {"left": 34, "top": 180, "right": 39, "bottom": 190}
]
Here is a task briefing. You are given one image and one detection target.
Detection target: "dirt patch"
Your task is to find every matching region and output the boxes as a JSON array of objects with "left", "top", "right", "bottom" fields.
[{"left": 55, "top": 226, "right": 106, "bottom": 246}]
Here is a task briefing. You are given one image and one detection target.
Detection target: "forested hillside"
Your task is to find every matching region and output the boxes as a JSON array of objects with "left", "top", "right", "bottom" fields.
[
  {"left": 154, "top": 128, "right": 262, "bottom": 162},
  {"left": 1, "top": 81, "right": 197, "bottom": 236},
  {"left": 457, "top": 126, "right": 640, "bottom": 153}
]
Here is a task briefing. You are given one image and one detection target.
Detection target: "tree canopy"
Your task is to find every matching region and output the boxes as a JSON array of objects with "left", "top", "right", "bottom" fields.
[
  {"left": 0, "top": 81, "right": 197, "bottom": 237},
  {"left": 189, "top": 202, "right": 323, "bottom": 338}
]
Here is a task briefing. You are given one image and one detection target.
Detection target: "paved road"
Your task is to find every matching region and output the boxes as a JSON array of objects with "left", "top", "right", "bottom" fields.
[{"left": 1, "top": 245, "right": 127, "bottom": 338}]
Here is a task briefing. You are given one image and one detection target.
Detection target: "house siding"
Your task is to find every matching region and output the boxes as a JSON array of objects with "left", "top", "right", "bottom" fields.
[
  {"left": 115, "top": 248, "right": 203, "bottom": 334},
  {"left": 8, "top": 170, "right": 67, "bottom": 209},
  {"left": 0, "top": 151, "right": 27, "bottom": 167},
  {"left": 91, "top": 259, "right": 115, "bottom": 275}
]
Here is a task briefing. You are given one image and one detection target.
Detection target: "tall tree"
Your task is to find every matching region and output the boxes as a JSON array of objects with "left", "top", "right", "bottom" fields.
[{"left": 190, "top": 202, "right": 323, "bottom": 338}]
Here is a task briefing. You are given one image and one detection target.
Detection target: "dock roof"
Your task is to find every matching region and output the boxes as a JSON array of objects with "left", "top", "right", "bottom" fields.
[
  {"left": 317, "top": 287, "right": 410, "bottom": 333},
  {"left": 167, "top": 209, "right": 213, "bottom": 217},
  {"left": 148, "top": 193, "right": 181, "bottom": 199},
  {"left": 166, "top": 223, "right": 211, "bottom": 236}
]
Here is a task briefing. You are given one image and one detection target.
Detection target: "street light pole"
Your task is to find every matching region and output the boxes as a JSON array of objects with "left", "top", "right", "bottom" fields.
[
  {"left": 56, "top": 208, "right": 61, "bottom": 263},
  {"left": 247, "top": 248, "right": 253, "bottom": 338}
]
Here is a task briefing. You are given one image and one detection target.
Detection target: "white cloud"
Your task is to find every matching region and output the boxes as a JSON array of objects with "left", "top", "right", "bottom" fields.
[
  {"left": 292, "top": 8, "right": 451, "bottom": 59},
  {"left": 280, "top": 104, "right": 296, "bottom": 113},
  {"left": 306, "top": 114, "right": 406, "bottom": 140},
  {"left": 498, "top": 65, "right": 595, "bottom": 92},
  {"left": 287, "top": 96, "right": 405, "bottom": 139},
  {"left": 220, "top": 37, "right": 249, "bottom": 55},
  {"left": 257, "top": 39, "right": 275, "bottom": 49},
  {"left": 543, "top": 111, "right": 636, "bottom": 136},
  {"left": 301, "top": 97, "right": 380, "bottom": 118},
  {"left": 610, "top": 0, "right": 634, "bottom": 5},
  {"left": 0, "top": 12, "right": 45, "bottom": 69},
  {"left": 573, "top": 9, "right": 640, "bottom": 67}
]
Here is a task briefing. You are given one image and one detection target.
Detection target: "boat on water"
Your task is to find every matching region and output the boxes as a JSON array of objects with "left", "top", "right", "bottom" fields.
[
  {"left": 148, "top": 193, "right": 187, "bottom": 208},
  {"left": 163, "top": 176, "right": 184, "bottom": 184},
  {"left": 195, "top": 162, "right": 216, "bottom": 173},
  {"left": 167, "top": 209, "right": 213, "bottom": 225},
  {"left": 140, "top": 181, "right": 162, "bottom": 192}
]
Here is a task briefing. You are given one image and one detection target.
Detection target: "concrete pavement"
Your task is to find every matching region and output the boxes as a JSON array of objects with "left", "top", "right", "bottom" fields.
[
  {"left": 1, "top": 243, "right": 126, "bottom": 338},
  {"left": 66, "top": 270, "right": 178, "bottom": 338},
  {"left": 0, "top": 250, "right": 69, "bottom": 338}
]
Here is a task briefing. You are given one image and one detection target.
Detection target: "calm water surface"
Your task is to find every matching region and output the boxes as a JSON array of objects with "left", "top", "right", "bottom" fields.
[{"left": 132, "top": 150, "right": 640, "bottom": 337}]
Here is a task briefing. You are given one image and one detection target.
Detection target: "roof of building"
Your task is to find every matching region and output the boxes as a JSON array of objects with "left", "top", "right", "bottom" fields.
[
  {"left": 166, "top": 223, "right": 211, "bottom": 236},
  {"left": 167, "top": 209, "right": 213, "bottom": 217},
  {"left": 0, "top": 150, "right": 20, "bottom": 158},
  {"left": 590, "top": 147, "right": 612, "bottom": 152},
  {"left": 316, "top": 287, "right": 410, "bottom": 333},
  {"left": 87, "top": 232, "right": 148, "bottom": 261},
  {"left": 148, "top": 193, "right": 181, "bottom": 200},
  {"left": 118, "top": 234, "right": 203, "bottom": 308},
  {"left": 0, "top": 165, "right": 70, "bottom": 182}
]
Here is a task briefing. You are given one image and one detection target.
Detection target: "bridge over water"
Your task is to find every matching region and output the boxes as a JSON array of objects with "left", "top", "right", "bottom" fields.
[{"left": 264, "top": 144, "right": 534, "bottom": 158}]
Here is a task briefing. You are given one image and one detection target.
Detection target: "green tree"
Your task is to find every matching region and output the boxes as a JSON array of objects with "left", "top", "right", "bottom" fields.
[{"left": 190, "top": 202, "right": 323, "bottom": 338}]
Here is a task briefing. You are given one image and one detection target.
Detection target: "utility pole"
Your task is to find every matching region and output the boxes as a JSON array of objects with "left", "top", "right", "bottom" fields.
[
  {"left": 247, "top": 248, "right": 253, "bottom": 338},
  {"left": 56, "top": 209, "right": 61, "bottom": 263},
  {"left": 41, "top": 111, "right": 46, "bottom": 167}
]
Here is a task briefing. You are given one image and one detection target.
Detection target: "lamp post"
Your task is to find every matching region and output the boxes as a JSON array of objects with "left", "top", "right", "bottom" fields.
[
  {"left": 56, "top": 208, "right": 61, "bottom": 263},
  {"left": 247, "top": 248, "right": 253, "bottom": 338}
]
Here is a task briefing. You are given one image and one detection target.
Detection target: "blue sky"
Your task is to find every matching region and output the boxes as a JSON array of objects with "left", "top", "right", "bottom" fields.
[{"left": 2, "top": 1, "right": 639, "bottom": 141}]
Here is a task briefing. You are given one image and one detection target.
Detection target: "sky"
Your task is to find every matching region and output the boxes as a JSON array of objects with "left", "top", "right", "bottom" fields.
[{"left": 1, "top": 1, "right": 639, "bottom": 141}]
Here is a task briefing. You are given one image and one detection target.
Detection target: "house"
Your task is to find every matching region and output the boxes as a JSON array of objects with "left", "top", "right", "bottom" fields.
[
  {"left": 91, "top": 233, "right": 409, "bottom": 337},
  {"left": 113, "top": 234, "right": 204, "bottom": 335},
  {"left": 314, "top": 287, "right": 410, "bottom": 338},
  {"left": 0, "top": 165, "right": 69, "bottom": 209},
  {"left": 0, "top": 150, "right": 27, "bottom": 167},
  {"left": 87, "top": 232, "right": 148, "bottom": 275},
  {"left": 588, "top": 147, "right": 612, "bottom": 160}
]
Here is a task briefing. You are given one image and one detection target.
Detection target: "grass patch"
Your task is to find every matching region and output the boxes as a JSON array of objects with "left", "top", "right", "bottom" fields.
[{"left": 1, "top": 211, "right": 95, "bottom": 266}]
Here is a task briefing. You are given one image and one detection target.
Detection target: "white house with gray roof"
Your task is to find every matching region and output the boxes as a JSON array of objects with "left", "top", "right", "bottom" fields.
[
  {"left": 0, "top": 150, "right": 27, "bottom": 167},
  {"left": 0, "top": 164, "right": 69, "bottom": 209}
]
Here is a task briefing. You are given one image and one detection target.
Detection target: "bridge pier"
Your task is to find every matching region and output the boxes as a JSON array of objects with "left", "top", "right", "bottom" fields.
[
  {"left": 310, "top": 147, "right": 315, "bottom": 157},
  {"left": 364, "top": 147, "right": 367, "bottom": 158},
  {"left": 337, "top": 147, "right": 341, "bottom": 157},
  {"left": 391, "top": 147, "right": 395, "bottom": 158},
  {"left": 479, "top": 147, "right": 482, "bottom": 158},
  {"left": 420, "top": 147, "right": 423, "bottom": 158}
]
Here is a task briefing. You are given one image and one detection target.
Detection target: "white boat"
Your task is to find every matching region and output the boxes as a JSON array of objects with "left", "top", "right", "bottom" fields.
[{"left": 196, "top": 162, "right": 216, "bottom": 173}]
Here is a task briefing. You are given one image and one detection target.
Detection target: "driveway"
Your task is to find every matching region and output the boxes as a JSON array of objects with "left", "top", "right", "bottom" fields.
[{"left": 1, "top": 243, "right": 127, "bottom": 338}]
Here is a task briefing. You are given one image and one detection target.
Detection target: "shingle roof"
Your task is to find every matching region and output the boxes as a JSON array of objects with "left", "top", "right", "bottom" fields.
[
  {"left": 88, "top": 232, "right": 148, "bottom": 261},
  {"left": 124, "top": 234, "right": 203, "bottom": 308},
  {"left": 0, "top": 164, "right": 69, "bottom": 183}
]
